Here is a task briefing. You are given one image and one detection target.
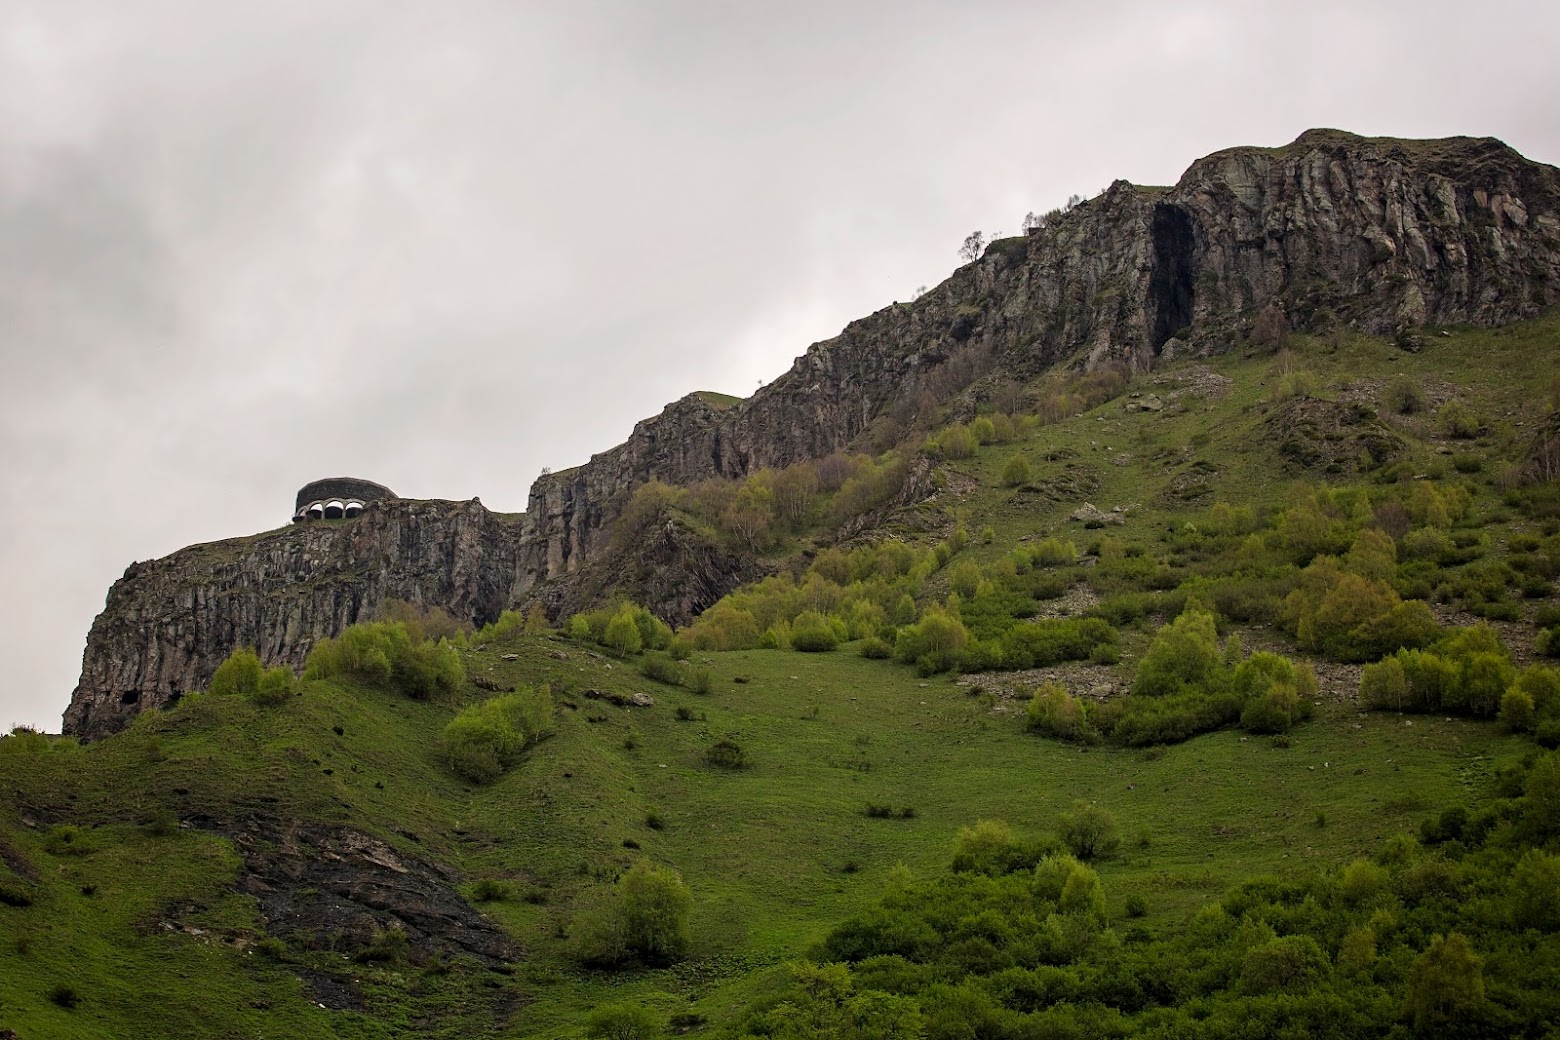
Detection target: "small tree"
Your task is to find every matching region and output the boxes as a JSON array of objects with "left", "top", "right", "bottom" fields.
[
  {"left": 959, "top": 231, "right": 985, "bottom": 263},
  {"left": 574, "top": 861, "right": 692, "bottom": 967},
  {"left": 585, "top": 1003, "right": 660, "bottom": 1040},
  {"left": 604, "top": 607, "right": 644, "bottom": 656},
  {"left": 1404, "top": 933, "right": 1484, "bottom": 1034},
  {"left": 1057, "top": 800, "right": 1120, "bottom": 860}
]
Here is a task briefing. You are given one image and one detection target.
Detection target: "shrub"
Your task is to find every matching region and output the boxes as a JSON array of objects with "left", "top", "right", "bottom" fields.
[
  {"left": 353, "top": 926, "right": 409, "bottom": 964},
  {"left": 44, "top": 825, "right": 94, "bottom": 857},
  {"left": 951, "top": 819, "right": 1039, "bottom": 876},
  {"left": 1028, "top": 537, "right": 1078, "bottom": 567},
  {"left": 1001, "top": 456, "right": 1032, "bottom": 487},
  {"left": 1134, "top": 608, "right": 1221, "bottom": 697},
  {"left": 304, "top": 621, "right": 464, "bottom": 699},
  {"left": 1057, "top": 801, "right": 1120, "bottom": 860},
  {"left": 686, "top": 667, "right": 713, "bottom": 695},
  {"left": 998, "top": 617, "right": 1116, "bottom": 671},
  {"left": 209, "top": 647, "right": 264, "bottom": 697},
  {"left": 1240, "top": 936, "right": 1327, "bottom": 995},
  {"left": 1026, "top": 681, "right": 1089, "bottom": 741},
  {"left": 253, "top": 665, "right": 296, "bottom": 706},
  {"left": 585, "top": 1003, "right": 661, "bottom": 1040},
  {"left": 937, "top": 424, "right": 976, "bottom": 459},
  {"left": 1360, "top": 656, "right": 1410, "bottom": 711},
  {"left": 789, "top": 611, "right": 840, "bottom": 652},
  {"left": 893, "top": 608, "right": 969, "bottom": 674},
  {"left": 705, "top": 739, "right": 746, "bottom": 769},
  {"left": 1435, "top": 400, "right": 1483, "bottom": 438},
  {"left": 1386, "top": 375, "right": 1426, "bottom": 415},
  {"left": 470, "top": 878, "right": 510, "bottom": 902},
  {"left": 442, "top": 686, "right": 553, "bottom": 784},
  {"left": 859, "top": 636, "right": 893, "bottom": 659},
  {"left": 573, "top": 861, "right": 691, "bottom": 967},
  {"left": 0, "top": 878, "right": 33, "bottom": 908},
  {"left": 639, "top": 654, "right": 683, "bottom": 685},
  {"left": 49, "top": 984, "right": 80, "bottom": 1010},
  {"left": 604, "top": 608, "right": 644, "bottom": 656}
]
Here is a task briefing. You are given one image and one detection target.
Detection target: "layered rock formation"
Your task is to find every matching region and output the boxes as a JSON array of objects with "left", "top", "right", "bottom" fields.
[
  {"left": 66, "top": 129, "right": 1560, "bottom": 738},
  {"left": 65, "top": 498, "right": 524, "bottom": 740},
  {"left": 519, "top": 129, "right": 1560, "bottom": 587}
]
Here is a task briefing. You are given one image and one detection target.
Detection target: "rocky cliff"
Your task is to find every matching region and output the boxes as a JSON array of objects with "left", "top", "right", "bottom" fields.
[
  {"left": 66, "top": 129, "right": 1560, "bottom": 738},
  {"left": 65, "top": 499, "right": 524, "bottom": 740},
  {"left": 517, "top": 129, "right": 1560, "bottom": 587}
]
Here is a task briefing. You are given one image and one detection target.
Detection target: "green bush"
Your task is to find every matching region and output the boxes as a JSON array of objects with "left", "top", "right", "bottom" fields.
[
  {"left": 996, "top": 617, "right": 1116, "bottom": 671},
  {"left": 1001, "top": 456, "right": 1032, "bottom": 487},
  {"left": 1027, "top": 537, "right": 1078, "bottom": 567},
  {"left": 893, "top": 608, "right": 969, "bottom": 674},
  {"left": 1057, "top": 801, "right": 1120, "bottom": 860},
  {"left": 951, "top": 819, "right": 1042, "bottom": 876},
  {"left": 44, "top": 824, "right": 95, "bottom": 857},
  {"left": 1133, "top": 608, "right": 1221, "bottom": 697},
  {"left": 639, "top": 654, "right": 683, "bottom": 685},
  {"left": 1436, "top": 401, "right": 1483, "bottom": 439},
  {"left": 1385, "top": 374, "right": 1426, "bottom": 415},
  {"left": 585, "top": 1003, "right": 661, "bottom": 1040},
  {"left": 789, "top": 611, "right": 840, "bottom": 652},
  {"left": 441, "top": 685, "right": 553, "bottom": 783},
  {"left": 254, "top": 665, "right": 296, "bottom": 706},
  {"left": 705, "top": 739, "right": 746, "bottom": 769},
  {"left": 209, "top": 647, "right": 264, "bottom": 696},
  {"left": 304, "top": 621, "right": 464, "bottom": 699},
  {"left": 1026, "top": 681, "right": 1089, "bottom": 741},
  {"left": 859, "top": 636, "right": 893, "bottom": 659},
  {"left": 572, "top": 861, "right": 692, "bottom": 967},
  {"left": 604, "top": 607, "right": 644, "bottom": 656}
]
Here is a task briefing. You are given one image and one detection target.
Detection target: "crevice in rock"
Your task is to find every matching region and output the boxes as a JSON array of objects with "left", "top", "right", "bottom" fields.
[{"left": 1149, "top": 203, "right": 1198, "bottom": 353}]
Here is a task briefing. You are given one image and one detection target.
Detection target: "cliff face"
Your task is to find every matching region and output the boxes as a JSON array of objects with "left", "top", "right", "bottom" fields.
[
  {"left": 66, "top": 129, "right": 1560, "bottom": 738},
  {"left": 65, "top": 499, "right": 524, "bottom": 740},
  {"left": 518, "top": 129, "right": 1560, "bottom": 587}
]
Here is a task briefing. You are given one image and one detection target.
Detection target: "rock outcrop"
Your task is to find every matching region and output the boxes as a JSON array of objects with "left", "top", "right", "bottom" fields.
[
  {"left": 517, "top": 129, "right": 1560, "bottom": 588},
  {"left": 66, "top": 129, "right": 1560, "bottom": 737},
  {"left": 65, "top": 498, "right": 524, "bottom": 740}
]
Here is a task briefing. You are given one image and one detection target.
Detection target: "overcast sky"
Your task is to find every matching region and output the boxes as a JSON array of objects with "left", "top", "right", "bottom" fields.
[{"left": 2, "top": 0, "right": 1557, "bottom": 731}]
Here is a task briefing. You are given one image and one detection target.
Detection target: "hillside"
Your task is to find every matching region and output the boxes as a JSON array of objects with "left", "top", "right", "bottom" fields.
[
  {"left": 6, "top": 306, "right": 1560, "bottom": 1035},
  {"left": 63, "top": 128, "right": 1560, "bottom": 739}
]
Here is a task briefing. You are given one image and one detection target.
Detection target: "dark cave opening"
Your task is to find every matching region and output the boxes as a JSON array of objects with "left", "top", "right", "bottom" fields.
[{"left": 1149, "top": 203, "right": 1197, "bottom": 352}]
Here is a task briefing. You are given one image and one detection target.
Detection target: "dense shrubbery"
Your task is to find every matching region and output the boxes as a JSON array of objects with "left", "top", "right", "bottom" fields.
[
  {"left": 743, "top": 754, "right": 1560, "bottom": 1039},
  {"left": 1026, "top": 607, "right": 1316, "bottom": 747},
  {"left": 303, "top": 621, "right": 464, "bottom": 699},
  {"left": 566, "top": 601, "right": 672, "bottom": 654},
  {"left": 1360, "top": 625, "right": 1560, "bottom": 736},
  {"left": 208, "top": 647, "right": 297, "bottom": 705},
  {"left": 441, "top": 685, "right": 553, "bottom": 783}
]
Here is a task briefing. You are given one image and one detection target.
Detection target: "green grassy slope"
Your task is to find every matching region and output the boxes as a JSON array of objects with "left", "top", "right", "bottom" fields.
[{"left": 2, "top": 314, "right": 1558, "bottom": 1037}]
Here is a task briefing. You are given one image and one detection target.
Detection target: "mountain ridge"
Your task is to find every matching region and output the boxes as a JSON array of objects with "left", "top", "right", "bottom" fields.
[{"left": 63, "top": 128, "right": 1560, "bottom": 737}]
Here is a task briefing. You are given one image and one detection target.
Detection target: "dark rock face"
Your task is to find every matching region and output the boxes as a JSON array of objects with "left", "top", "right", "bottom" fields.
[
  {"left": 227, "top": 819, "right": 518, "bottom": 968},
  {"left": 517, "top": 130, "right": 1560, "bottom": 589},
  {"left": 65, "top": 499, "right": 524, "bottom": 739}
]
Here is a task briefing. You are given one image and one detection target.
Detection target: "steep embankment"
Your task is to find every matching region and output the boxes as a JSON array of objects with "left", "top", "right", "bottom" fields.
[{"left": 65, "top": 129, "right": 1560, "bottom": 737}]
